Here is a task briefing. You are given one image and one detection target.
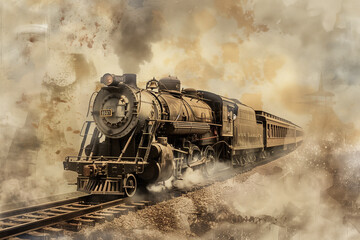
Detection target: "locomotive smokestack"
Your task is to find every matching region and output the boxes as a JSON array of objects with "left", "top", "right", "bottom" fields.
[
  {"left": 100, "top": 73, "right": 137, "bottom": 87},
  {"left": 123, "top": 73, "right": 137, "bottom": 87}
]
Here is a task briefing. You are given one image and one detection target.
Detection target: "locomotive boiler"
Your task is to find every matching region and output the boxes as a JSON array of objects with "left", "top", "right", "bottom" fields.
[{"left": 64, "top": 73, "right": 303, "bottom": 197}]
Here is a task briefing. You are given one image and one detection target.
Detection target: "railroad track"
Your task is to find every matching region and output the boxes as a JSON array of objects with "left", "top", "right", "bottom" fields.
[
  {"left": 0, "top": 154, "right": 285, "bottom": 239},
  {"left": 0, "top": 194, "right": 152, "bottom": 239}
]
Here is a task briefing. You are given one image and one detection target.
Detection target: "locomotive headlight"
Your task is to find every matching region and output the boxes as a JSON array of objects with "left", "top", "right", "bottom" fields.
[{"left": 101, "top": 73, "right": 114, "bottom": 86}]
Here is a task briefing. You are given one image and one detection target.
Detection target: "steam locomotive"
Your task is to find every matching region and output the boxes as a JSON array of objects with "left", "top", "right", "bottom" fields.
[{"left": 63, "top": 73, "right": 303, "bottom": 197}]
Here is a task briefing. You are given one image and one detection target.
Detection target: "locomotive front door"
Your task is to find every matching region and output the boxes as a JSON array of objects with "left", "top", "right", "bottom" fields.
[{"left": 221, "top": 101, "right": 235, "bottom": 137}]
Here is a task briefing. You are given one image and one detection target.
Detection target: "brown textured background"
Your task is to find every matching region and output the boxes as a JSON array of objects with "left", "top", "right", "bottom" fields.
[{"left": 0, "top": 0, "right": 359, "bottom": 238}]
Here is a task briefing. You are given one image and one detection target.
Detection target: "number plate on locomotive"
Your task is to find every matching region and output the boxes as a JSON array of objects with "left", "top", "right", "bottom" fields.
[{"left": 100, "top": 109, "right": 112, "bottom": 117}]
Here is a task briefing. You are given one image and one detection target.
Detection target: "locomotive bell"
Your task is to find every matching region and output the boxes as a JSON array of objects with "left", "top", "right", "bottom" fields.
[{"left": 146, "top": 78, "right": 159, "bottom": 90}]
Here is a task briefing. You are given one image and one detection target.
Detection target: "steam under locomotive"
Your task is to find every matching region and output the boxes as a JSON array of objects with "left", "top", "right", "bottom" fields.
[{"left": 63, "top": 73, "right": 303, "bottom": 197}]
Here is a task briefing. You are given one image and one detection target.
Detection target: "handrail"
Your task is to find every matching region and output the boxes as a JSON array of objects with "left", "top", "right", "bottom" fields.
[
  {"left": 86, "top": 91, "right": 98, "bottom": 117},
  {"left": 117, "top": 127, "right": 137, "bottom": 162}
]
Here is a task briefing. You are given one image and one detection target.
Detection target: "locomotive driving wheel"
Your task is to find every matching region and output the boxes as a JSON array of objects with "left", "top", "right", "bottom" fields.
[
  {"left": 123, "top": 174, "right": 137, "bottom": 197},
  {"left": 202, "top": 146, "right": 217, "bottom": 177}
]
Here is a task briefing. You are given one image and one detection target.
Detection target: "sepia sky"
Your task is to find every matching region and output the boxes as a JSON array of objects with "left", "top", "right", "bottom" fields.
[{"left": 1, "top": 0, "right": 360, "bottom": 131}]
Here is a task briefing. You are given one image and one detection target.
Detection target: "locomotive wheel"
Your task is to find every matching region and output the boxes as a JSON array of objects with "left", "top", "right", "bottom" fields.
[
  {"left": 123, "top": 174, "right": 137, "bottom": 197},
  {"left": 202, "top": 146, "right": 216, "bottom": 177},
  {"left": 250, "top": 153, "right": 256, "bottom": 163},
  {"left": 246, "top": 153, "right": 256, "bottom": 164},
  {"left": 259, "top": 150, "right": 267, "bottom": 161},
  {"left": 188, "top": 145, "right": 202, "bottom": 167}
]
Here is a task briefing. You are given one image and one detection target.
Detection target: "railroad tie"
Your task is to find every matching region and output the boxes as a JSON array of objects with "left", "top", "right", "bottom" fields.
[
  {"left": 91, "top": 212, "right": 114, "bottom": 221},
  {"left": 41, "top": 227, "right": 64, "bottom": 236},
  {"left": 58, "top": 206, "right": 85, "bottom": 211},
  {"left": 7, "top": 217, "right": 34, "bottom": 224},
  {"left": 129, "top": 202, "right": 146, "bottom": 209},
  {"left": 36, "top": 211, "right": 57, "bottom": 217},
  {"left": 19, "top": 231, "right": 50, "bottom": 240},
  {"left": 118, "top": 204, "right": 136, "bottom": 211},
  {"left": 0, "top": 221, "right": 17, "bottom": 227},
  {"left": 108, "top": 207, "right": 128, "bottom": 215},
  {"left": 56, "top": 221, "right": 82, "bottom": 232},
  {"left": 69, "top": 203, "right": 90, "bottom": 208},
  {"left": 102, "top": 209, "right": 124, "bottom": 218},
  {"left": 22, "top": 214, "right": 44, "bottom": 220},
  {"left": 46, "top": 209, "right": 70, "bottom": 214},
  {"left": 138, "top": 200, "right": 152, "bottom": 206},
  {"left": 69, "top": 218, "right": 96, "bottom": 227},
  {"left": 81, "top": 215, "right": 106, "bottom": 223}
]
